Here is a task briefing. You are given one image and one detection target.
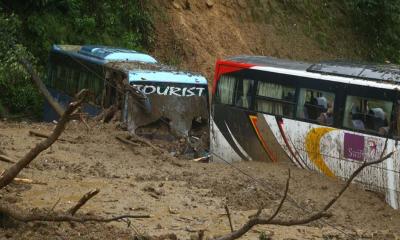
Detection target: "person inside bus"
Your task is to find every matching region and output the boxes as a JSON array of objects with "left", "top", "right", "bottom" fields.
[
  {"left": 350, "top": 105, "right": 365, "bottom": 130},
  {"left": 368, "top": 107, "right": 389, "bottom": 135},
  {"left": 307, "top": 96, "right": 327, "bottom": 121},
  {"left": 317, "top": 101, "right": 334, "bottom": 125}
]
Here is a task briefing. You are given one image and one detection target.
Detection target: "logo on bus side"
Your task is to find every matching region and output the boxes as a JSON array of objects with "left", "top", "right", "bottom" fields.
[{"left": 132, "top": 84, "right": 205, "bottom": 97}]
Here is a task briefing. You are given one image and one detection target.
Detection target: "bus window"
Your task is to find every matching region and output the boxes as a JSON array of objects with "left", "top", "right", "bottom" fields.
[
  {"left": 255, "top": 82, "right": 295, "bottom": 117},
  {"left": 215, "top": 75, "right": 236, "bottom": 105},
  {"left": 234, "top": 78, "right": 254, "bottom": 108},
  {"left": 297, "top": 88, "right": 335, "bottom": 126},
  {"left": 343, "top": 95, "right": 393, "bottom": 135}
]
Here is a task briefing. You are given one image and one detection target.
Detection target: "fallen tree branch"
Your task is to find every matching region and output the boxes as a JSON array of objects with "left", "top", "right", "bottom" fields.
[
  {"left": 213, "top": 138, "right": 394, "bottom": 240},
  {"left": 67, "top": 189, "right": 100, "bottom": 216},
  {"left": 224, "top": 205, "right": 234, "bottom": 232},
  {"left": 213, "top": 169, "right": 291, "bottom": 240},
  {"left": 116, "top": 136, "right": 141, "bottom": 147},
  {"left": 20, "top": 58, "right": 64, "bottom": 117},
  {"left": 29, "top": 130, "right": 75, "bottom": 143},
  {"left": 0, "top": 205, "right": 150, "bottom": 223},
  {"left": 0, "top": 90, "right": 87, "bottom": 189},
  {"left": 0, "top": 154, "right": 16, "bottom": 164},
  {"left": 13, "top": 177, "right": 47, "bottom": 185},
  {"left": 128, "top": 134, "right": 163, "bottom": 154}
]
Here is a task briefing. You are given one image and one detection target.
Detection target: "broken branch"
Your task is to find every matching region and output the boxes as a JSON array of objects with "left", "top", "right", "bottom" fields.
[
  {"left": 0, "top": 90, "right": 87, "bottom": 189},
  {"left": 224, "top": 205, "right": 234, "bottom": 232},
  {"left": 13, "top": 177, "right": 47, "bottom": 185},
  {"left": 67, "top": 189, "right": 100, "bottom": 216},
  {"left": 116, "top": 135, "right": 141, "bottom": 147},
  {"left": 29, "top": 130, "right": 75, "bottom": 143},
  {"left": 213, "top": 138, "right": 394, "bottom": 240},
  {"left": 0, "top": 205, "right": 150, "bottom": 223},
  {"left": 20, "top": 58, "right": 64, "bottom": 117},
  {"left": 128, "top": 134, "right": 163, "bottom": 154},
  {"left": 0, "top": 154, "right": 16, "bottom": 164}
]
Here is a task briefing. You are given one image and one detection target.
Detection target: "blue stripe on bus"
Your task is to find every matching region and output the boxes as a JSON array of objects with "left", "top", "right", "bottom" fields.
[{"left": 128, "top": 71, "right": 208, "bottom": 85}]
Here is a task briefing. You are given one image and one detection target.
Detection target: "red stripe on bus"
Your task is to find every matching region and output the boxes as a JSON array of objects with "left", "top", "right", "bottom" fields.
[
  {"left": 276, "top": 118, "right": 305, "bottom": 168},
  {"left": 212, "top": 60, "right": 255, "bottom": 94}
]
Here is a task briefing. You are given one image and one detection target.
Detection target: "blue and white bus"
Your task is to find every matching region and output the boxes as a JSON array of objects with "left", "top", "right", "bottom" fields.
[{"left": 45, "top": 45, "right": 208, "bottom": 136}]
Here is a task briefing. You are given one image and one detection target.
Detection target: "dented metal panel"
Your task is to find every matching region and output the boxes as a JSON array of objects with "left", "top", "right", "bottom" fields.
[{"left": 126, "top": 82, "right": 208, "bottom": 136}]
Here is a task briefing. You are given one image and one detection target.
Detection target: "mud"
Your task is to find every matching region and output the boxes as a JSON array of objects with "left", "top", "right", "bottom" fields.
[{"left": 0, "top": 121, "right": 400, "bottom": 239}]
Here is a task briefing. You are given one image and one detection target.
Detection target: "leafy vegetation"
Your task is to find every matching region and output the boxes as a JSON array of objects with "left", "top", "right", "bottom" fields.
[
  {"left": 0, "top": 11, "right": 42, "bottom": 118},
  {"left": 345, "top": 0, "right": 400, "bottom": 63},
  {"left": 0, "top": 0, "right": 153, "bottom": 119}
]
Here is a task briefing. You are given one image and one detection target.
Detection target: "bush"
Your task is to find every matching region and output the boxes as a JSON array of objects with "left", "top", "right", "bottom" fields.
[
  {"left": 0, "top": 1, "right": 154, "bottom": 119},
  {"left": 346, "top": 0, "right": 400, "bottom": 63},
  {"left": 0, "top": 12, "right": 43, "bottom": 119},
  {"left": 2, "top": 0, "right": 154, "bottom": 64}
]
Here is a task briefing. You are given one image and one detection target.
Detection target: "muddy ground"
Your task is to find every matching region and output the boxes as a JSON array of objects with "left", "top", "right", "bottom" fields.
[{"left": 0, "top": 121, "right": 400, "bottom": 240}]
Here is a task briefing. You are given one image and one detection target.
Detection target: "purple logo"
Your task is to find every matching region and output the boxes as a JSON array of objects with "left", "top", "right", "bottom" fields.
[{"left": 344, "top": 133, "right": 365, "bottom": 161}]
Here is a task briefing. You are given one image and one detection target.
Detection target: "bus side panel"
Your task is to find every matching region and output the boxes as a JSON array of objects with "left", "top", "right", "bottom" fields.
[
  {"left": 271, "top": 116, "right": 400, "bottom": 209},
  {"left": 211, "top": 104, "right": 273, "bottom": 162}
]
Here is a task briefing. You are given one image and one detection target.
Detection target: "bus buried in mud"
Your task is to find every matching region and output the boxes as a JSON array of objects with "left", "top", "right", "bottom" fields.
[
  {"left": 45, "top": 45, "right": 208, "bottom": 136},
  {"left": 211, "top": 56, "right": 400, "bottom": 209}
]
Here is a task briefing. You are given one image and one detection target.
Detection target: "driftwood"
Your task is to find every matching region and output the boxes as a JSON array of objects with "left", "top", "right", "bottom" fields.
[
  {"left": 213, "top": 138, "right": 394, "bottom": 240},
  {"left": 0, "top": 154, "right": 16, "bottom": 164},
  {"left": 20, "top": 58, "right": 64, "bottom": 117},
  {"left": 0, "top": 91, "right": 87, "bottom": 189},
  {"left": 67, "top": 189, "right": 100, "bottom": 216}
]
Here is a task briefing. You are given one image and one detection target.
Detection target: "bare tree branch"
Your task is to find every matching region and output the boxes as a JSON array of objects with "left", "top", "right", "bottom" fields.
[
  {"left": 224, "top": 205, "right": 234, "bottom": 232},
  {"left": 67, "top": 189, "right": 100, "bottom": 216},
  {"left": 20, "top": 58, "right": 65, "bottom": 117},
  {"left": 0, "top": 91, "right": 87, "bottom": 189},
  {"left": 213, "top": 169, "right": 291, "bottom": 240},
  {"left": 0, "top": 154, "right": 16, "bottom": 164},
  {"left": 0, "top": 205, "right": 150, "bottom": 223},
  {"left": 213, "top": 141, "right": 393, "bottom": 240}
]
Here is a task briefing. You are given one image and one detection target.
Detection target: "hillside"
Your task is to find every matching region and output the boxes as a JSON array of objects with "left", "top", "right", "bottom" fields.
[{"left": 149, "top": 0, "right": 367, "bottom": 80}]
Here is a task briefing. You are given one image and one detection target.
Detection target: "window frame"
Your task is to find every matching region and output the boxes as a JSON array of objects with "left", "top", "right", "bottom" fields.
[{"left": 295, "top": 87, "right": 337, "bottom": 126}]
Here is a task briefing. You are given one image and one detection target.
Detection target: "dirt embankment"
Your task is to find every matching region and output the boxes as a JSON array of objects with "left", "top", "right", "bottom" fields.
[
  {"left": 149, "top": 0, "right": 366, "bottom": 80},
  {"left": 0, "top": 122, "right": 399, "bottom": 239}
]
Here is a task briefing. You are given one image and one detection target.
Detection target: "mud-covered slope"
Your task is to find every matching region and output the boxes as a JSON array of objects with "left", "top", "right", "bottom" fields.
[{"left": 149, "top": 0, "right": 366, "bottom": 80}]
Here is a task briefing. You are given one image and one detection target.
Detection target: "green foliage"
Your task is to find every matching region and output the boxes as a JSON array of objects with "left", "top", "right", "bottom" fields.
[
  {"left": 0, "top": 0, "right": 153, "bottom": 118},
  {"left": 0, "top": 11, "right": 43, "bottom": 118},
  {"left": 3, "top": 0, "right": 154, "bottom": 64},
  {"left": 346, "top": 0, "right": 400, "bottom": 63}
]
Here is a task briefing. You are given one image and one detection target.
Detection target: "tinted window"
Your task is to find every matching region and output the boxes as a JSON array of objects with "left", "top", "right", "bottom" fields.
[
  {"left": 297, "top": 88, "right": 335, "bottom": 126},
  {"left": 343, "top": 95, "right": 393, "bottom": 135},
  {"left": 255, "top": 82, "right": 295, "bottom": 117},
  {"left": 234, "top": 78, "right": 254, "bottom": 108}
]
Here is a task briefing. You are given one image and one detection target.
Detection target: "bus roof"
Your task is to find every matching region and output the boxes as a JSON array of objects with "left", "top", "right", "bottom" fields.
[
  {"left": 128, "top": 70, "right": 207, "bottom": 85},
  {"left": 226, "top": 55, "right": 400, "bottom": 86},
  {"left": 52, "top": 44, "right": 157, "bottom": 64}
]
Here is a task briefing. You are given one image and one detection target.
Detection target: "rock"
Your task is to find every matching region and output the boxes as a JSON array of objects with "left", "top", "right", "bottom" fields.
[{"left": 205, "top": 0, "right": 214, "bottom": 8}]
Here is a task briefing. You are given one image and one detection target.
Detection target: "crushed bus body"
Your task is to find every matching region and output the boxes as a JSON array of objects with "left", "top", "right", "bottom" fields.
[
  {"left": 211, "top": 56, "right": 400, "bottom": 209},
  {"left": 44, "top": 45, "right": 209, "bottom": 137}
]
